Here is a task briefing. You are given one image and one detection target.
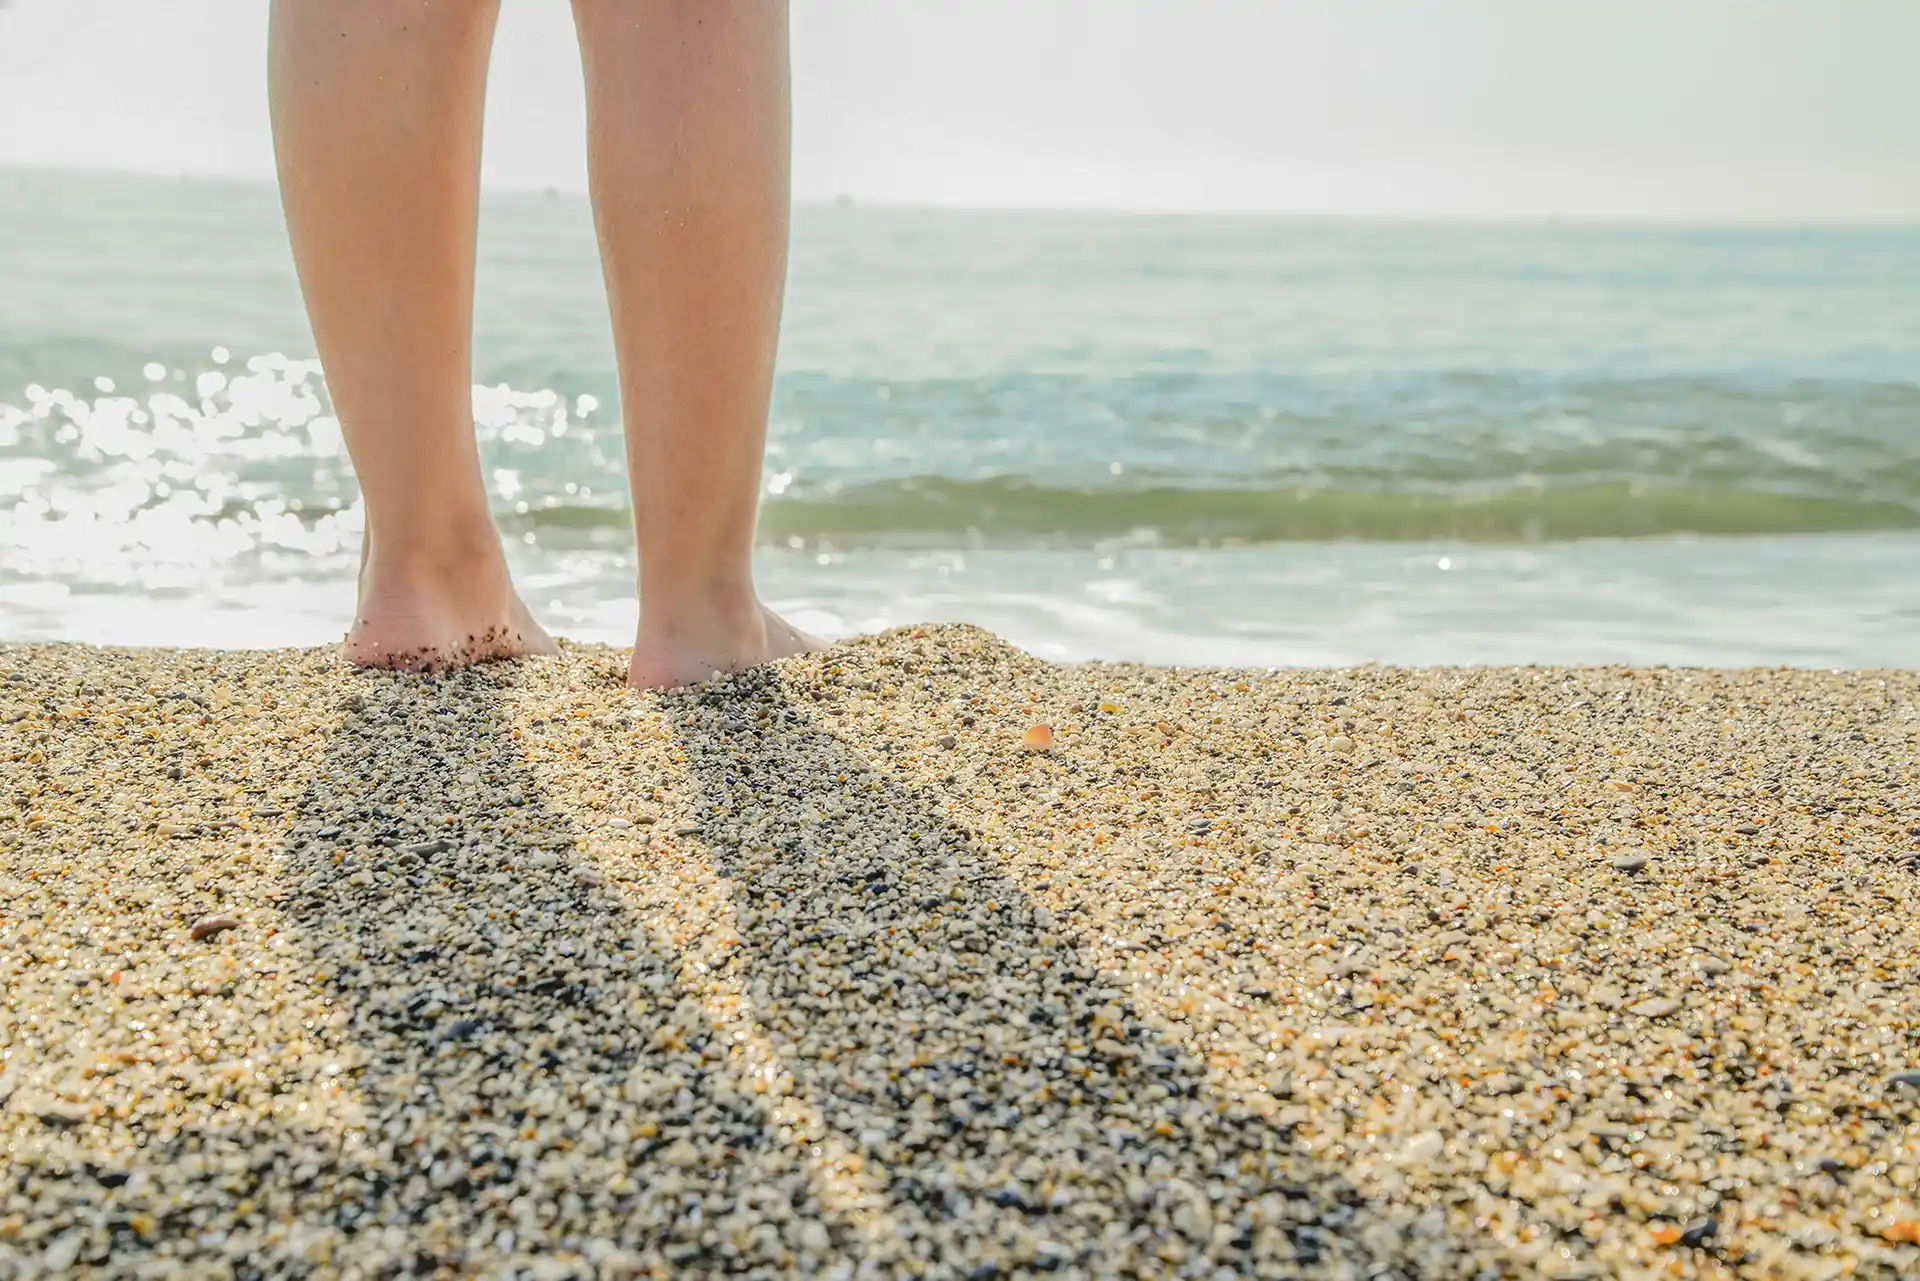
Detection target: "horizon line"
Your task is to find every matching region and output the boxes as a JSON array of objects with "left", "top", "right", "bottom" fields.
[{"left": 6, "top": 160, "right": 1920, "bottom": 231}]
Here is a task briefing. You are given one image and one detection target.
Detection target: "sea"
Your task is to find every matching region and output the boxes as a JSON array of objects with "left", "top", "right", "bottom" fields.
[{"left": 2, "top": 165, "right": 1917, "bottom": 668}]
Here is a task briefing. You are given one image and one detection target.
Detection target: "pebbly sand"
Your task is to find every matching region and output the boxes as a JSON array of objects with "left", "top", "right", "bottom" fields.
[{"left": 2, "top": 625, "right": 1918, "bottom": 1279}]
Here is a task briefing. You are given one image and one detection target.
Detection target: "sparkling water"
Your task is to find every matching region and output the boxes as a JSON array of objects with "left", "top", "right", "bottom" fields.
[{"left": 2, "top": 166, "right": 1916, "bottom": 665}]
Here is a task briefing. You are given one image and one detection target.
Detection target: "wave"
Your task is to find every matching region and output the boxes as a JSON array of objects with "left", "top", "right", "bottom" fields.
[
  {"left": 495, "top": 476, "right": 1920, "bottom": 548},
  {"left": 9, "top": 352, "right": 1919, "bottom": 550}
]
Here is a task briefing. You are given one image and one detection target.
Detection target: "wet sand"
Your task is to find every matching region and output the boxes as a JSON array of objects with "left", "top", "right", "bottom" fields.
[{"left": 3, "top": 626, "right": 1917, "bottom": 1278}]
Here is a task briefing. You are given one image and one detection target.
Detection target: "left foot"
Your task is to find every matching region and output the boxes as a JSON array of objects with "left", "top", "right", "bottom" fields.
[{"left": 347, "top": 542, "right": 558, "bottom": 674}]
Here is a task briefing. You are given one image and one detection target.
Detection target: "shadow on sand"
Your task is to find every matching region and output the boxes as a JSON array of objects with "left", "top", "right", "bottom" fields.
[
  {"left": 652, "top": 668, "right": 1441, "bottom": 1278},
  {"left": 245, "top": 662, "right": 1485, "bottom": 1276}
]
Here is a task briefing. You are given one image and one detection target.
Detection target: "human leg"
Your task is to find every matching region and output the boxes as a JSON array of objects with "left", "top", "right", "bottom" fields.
[
  {"left": 269, "top": 0, "right": 553, "bottom": 670},
  {"left": 570, "top": 0, "right": 820, "bottom": 688}
]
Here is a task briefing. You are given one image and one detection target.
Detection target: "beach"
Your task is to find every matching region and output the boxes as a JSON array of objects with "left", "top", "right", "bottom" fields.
[{"left": 2, "top": 626, "right": 1917, "bottom": 1277}]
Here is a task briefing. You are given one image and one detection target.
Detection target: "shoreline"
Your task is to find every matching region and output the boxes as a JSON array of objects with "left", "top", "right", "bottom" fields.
[{"left": 4, "top": 626, "right": 1918, "bottom": 1276}]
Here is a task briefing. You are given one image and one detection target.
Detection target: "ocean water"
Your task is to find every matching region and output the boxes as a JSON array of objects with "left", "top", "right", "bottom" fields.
[{"left": 2, "top": 165, "right": 1917, "bottom": 666}]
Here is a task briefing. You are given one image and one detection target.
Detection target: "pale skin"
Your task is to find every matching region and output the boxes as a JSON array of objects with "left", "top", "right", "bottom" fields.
[{"left": 268, "top": 0, "right": 821, "bottom": 687}]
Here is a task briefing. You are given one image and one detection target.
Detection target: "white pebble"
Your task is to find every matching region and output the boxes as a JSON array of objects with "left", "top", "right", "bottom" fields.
[{"left": 1399, "top": 1132, "right": 1445, "bottom": 1163}]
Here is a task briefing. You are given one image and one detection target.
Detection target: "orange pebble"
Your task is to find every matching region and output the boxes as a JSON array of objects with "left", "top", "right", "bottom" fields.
[
  {"left": 1022, "top": 723, "right": 1054, "bottom": 752},
  {"left": 1882, "top": 1220, "right": 1920, "bottom": 1245},
  {"left": 1648, "top": 1225, "right": 1682, "bottom": 1246}
]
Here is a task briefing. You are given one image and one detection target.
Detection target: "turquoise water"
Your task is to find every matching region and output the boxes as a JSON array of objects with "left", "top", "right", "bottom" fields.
[{"left": 2, "top": 166, "right": 1917, "bottom": 665}]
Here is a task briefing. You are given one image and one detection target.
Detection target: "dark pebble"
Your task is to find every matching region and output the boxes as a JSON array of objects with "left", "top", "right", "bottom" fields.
[{"left": 1678, "top": 1216, "right": 1718, "bottom": 1247}]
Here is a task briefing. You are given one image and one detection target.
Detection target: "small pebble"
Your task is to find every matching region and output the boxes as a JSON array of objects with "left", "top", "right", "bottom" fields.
[
  {"left": 1630, "top": 997, "right": 1681, "bottom": 1018},
  {"left": 188, "top": 916, "right": 240, "bottom": 941},
  {"left": 658, "top": 1139, "right": 700, "bottom": 1169},
  {"left": 607, "top": 817, "right": 633, "bottom": 829},
  {"left": 936, "top": 734, "right": 958, "bottom": 750},
  {"left": 1022, "top": 724, "right": 1054, "bottom": 752},
  {"left": 1610, "top": 854, "right": 1649, "bottom": 873},
  {"left": 1734, "top": 822, "right": 1760, "bottom": 835},
  {"left": 1399, "top": 1132, "right": 1445, "bottom": 1163}
]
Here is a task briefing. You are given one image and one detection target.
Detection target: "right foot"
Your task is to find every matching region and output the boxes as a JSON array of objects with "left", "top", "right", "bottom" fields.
[
  {"left": 629, "top": 600, "right": 824, "bottom": 689},
  {"left": 346, "top": 548, "right": 557, "bottom": 674}
]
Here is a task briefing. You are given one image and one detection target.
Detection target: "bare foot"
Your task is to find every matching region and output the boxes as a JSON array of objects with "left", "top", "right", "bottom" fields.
[
  {"left": 346, "top": 550, "right": 557, "bottom": 674},
  {"left": 628, "top": 600, "right": 825, "bottom": 689}
]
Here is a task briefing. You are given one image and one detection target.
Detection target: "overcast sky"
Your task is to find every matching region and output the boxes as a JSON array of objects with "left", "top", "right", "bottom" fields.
[{"left": 0, "top": 0, "right": 1915, "bottom": 220}]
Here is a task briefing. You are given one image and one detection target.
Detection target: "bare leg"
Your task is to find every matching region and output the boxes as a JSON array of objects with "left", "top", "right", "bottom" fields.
[
  {"left": 571, "top": 0, "right": 822, "bottom": 688},
  {"left": 270, "top": 0, "right": 554, "bottom": 672}
]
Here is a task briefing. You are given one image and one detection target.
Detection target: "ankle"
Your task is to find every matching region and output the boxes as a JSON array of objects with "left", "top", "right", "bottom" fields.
[
  {"left": 636, "top": 577, "right": 765, "bottom": 642},
  {"left": 362, "top": 521, "right": 507, "bottom": 590}
]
